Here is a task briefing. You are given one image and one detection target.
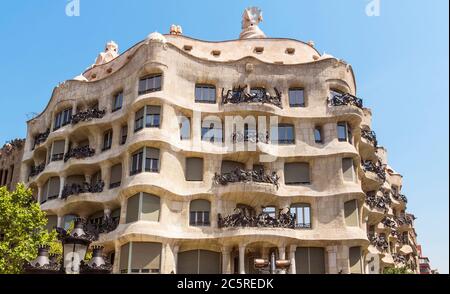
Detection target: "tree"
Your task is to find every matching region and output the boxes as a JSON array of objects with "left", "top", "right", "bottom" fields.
[
  {"left": 0, "top": 184, "right": 61, "bottom": 273},
  {"left": 383, "top": 266, "right": 412, "bottom": 274}
]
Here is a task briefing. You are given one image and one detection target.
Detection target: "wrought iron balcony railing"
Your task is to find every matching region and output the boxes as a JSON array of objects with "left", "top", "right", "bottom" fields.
[
  {"left": 328, "top": 92, "right": 363, "bottom": 109},
  {"left": 231, "top": 131, "right": 270, "bottom": 144},
  {"left": 361, "top": 128, "right": 378, "bottom": 147},
  {"left": 392, "top": 192, "right": 408, "bottom": 203},
  {"left": 71, "top": 108, "right": 106, "bottom": 125},
  {"left": 84, "top": 216, "right": 119, "bottom": 238},
  {"left": 381, "top": 216, "right": 397, "bottom": 229},
  {"left": 369, "top": 234, "right": 389, "bottom": 251},
  {"left": 29, "top": 162, "right": 45, "bottom": 178},
  {"left": 213, "top": 168, "right": 280, "bottom": 189},
  {"left": 221, "top": 86, "right": 283, "bottom": 108},
  {"left": 365, "top": 191, "right": 390, "bottom": 213},
  {"left": 362, "top": 160, "right": 386, "bottom": 182},
  {"left": 61, "top": 180, "right": 104, "bottom": 199},
  {"left": 393, "top": 253, "right": 406, "bottom": 264},
  {"left": 64, "top": 146, "right": 95, "bottom": 162},
  {"left": 33, "top": 129, "right": 50, "bottom": 148},
  {"left": 395, "top": 214, "right": 414, "bottom": 227},
  {"left": 218, "top": 209, "right": 296, "bottom": 229}
]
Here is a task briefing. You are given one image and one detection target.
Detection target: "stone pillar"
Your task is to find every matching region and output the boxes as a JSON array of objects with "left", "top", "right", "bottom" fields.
[
  {"left": 326, "top": 245, "right": 338, "bottom": 274},
  {"left": 112, "top": 124, "right": 121, "bottom": 149},
  {"left": 278, "top": 245, "right": 287, "bottom": 274},
  {"left": 113, "top": 242, "right": 121, "bottom": 274},
  {"left": 239, "top": 244, "right": 246, "bottom": 274},
  {"left": 37, "top": 184, "right": 42, "bottom": 204},
  {"left": 172, "top": 244, "right": 179, "bottom": 274},
  {"left": 221, "top": 246, "right": 232, "bottom": 274},
  {"left": 64, "top": 138, "right": 70, "bottom": 154},
  {"left": 57, "top": 215, "right": 64, "bottom": 228},
  {"left": 336, "top": 245, "right": 350, "bottom": 274},
  {"left": 123, "top": 152, "right": 130, "bottom": 179},
  {"left": 289, "top": 245, "right": 297, "bottom": 274},
  {"left": 160, "top": 243, "right": 167, "bottom": 274},
  {"left": 101, "top": 163, "right": 111, "bottom": 189},
  {"left": 59, "top": 176, "right": 66, "bottom": 199}
]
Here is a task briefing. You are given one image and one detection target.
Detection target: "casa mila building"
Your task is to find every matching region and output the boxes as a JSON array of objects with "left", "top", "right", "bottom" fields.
[{"left": 20, "top": 8, "right": 419, "bottom": 274}]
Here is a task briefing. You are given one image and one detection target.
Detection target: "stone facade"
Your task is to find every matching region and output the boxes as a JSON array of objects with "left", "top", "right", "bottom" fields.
[
  {"left": 0, "top": 139, "right": 25, "bottom": 192},
  {"left": 20, "top": 8, "right": 419, "bottom": 274}
]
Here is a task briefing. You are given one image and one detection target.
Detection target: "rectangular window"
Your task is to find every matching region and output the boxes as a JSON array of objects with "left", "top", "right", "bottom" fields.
[
  {"left": 289, "top": 88, "right": 305, "bottom": 107},
  {"left": 145, "top": 106, "right": 161, "bottom": 128},
  {"left": 113, "top": 91, "right": 123, "bottom": 112},
  {"left": 250, "top": 87, "right": 266, "bottom": 97},
  {"left": 180, "top": 117, "right": 191, "bottom": 140},
  {"left": 47, "top": 177, "right": 60, "bottom": 200},
  {"left": 342, "top": 158, "right": 355, "bottom": 182},
  {"left": 130, "top": 150, "right": 144, "bottom": 175},
  {"left": 186, "top": 158, "right": 204, "bottom": 181},
  {"left": 314, "top": 126, "right": 323, "bottom": 143},
  {"left": 51, "top": 140, "right": 65, "bottom": 161},
  {"left": 102, "top": 129, "right": 113, "bottom": 151},
  {"left": 110, "top": 164, "right": 122, "bottom": 189},
  {"left": 201, "top": 121, "right": 223, "bottom": 143},
  {"left": 344, "top": 199, "right": 359, "bottom": 227},
  {"left": 189, "top": 211, "right": 210, "bottom": 226},
  {"left": 138, "top": 75, "right": 162, "bottom": 95},
  {"left": 263, "top": 207, "right": 276, "bottom": 218},
  {"left": 53, "top": 108, "right": 72, "bottom": 131},
  {"left": 284, "top": 162, "right": 310, "bottom": 185},
  {"left": 290, "top": 204, "right": 311, "bottom": 228},
  {"left": 134, "top": 107, "right": 145, "bottom": 132},
  {"left": 195, "top": 84, "right": 216, "bottom": 103},
  {"left": 145, "top": 147, "right": 160, "bottom": 173},
  {"left": 337, "top": 122, "right": 348, "bottom": 142},
  {"left": 271, "top": 124, "right": 295, "bottom": 144},
  {"left": 295, "top": 247, "right": 325, "bottom": 274},
  {"left": 349, "top": 246, "right": 363, "bottom": 274},
  {"left": 120, "top": 125, "right": 128, "bottom": 145}
]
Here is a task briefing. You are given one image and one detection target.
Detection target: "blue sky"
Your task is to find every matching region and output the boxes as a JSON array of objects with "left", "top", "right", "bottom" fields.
[{"left": 0, "top": 0, "right": 448, "bottom": 273}]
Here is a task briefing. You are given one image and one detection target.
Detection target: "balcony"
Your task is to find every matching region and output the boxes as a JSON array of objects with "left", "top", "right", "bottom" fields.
[
  {"left": 362, "top": 160, "right": 386, "bottom": 182},
  {"left": 392, "top": 192, "right": 408, "bottom": 204},
  {"left": 61, "top": 180, "right": 105, "bottom": 199},
  {"left": 361, "top": 128, "right": 378, "bottom": 147},
  {"left": 381, "top": 216, "right": 397, "bottom": 230},
  {"left": 395, "top": 214, "right": 414, "bottom": 227},
  {"left": 392, "top": 253, "right": 407, "bottom": 265},
  {"left": 71, "top": 108, "right": 106, "bottom": 125},
  {"left": 213, "top": 168, "right": 280, "bottom": 189},
  {"left": 221, "top": 86, "right": 283, "bottom": 108},
  {"left": 368, "top": 233, "right": 389, "bottom": 252},
  {"left": 64, "top": 146, "right": 95, "bottom": 162},
  {"left": 33, "top": 129, "right": 50, "bottom": 148},
  {"left": 218, "top": 209, "right": 296, "bottom": 229},
  {"left": 29, "top": 163, "right": 45, "bottom": 178},
  {"left": 84, "top": 216, "right": 119, "bottom": 238},
  {"left": 365, "top": 191, "right": 390, "bottom": 213},
  {"left": 328, "top": 92, "right": 363, "bottom": 109},
  {"left": 231, "top": 131, "right": 269, "bottom": 144}
]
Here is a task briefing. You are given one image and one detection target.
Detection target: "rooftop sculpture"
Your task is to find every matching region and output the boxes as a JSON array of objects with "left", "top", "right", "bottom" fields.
[{"left": 239, "top": 7, "right": 266, "bottom": 39}]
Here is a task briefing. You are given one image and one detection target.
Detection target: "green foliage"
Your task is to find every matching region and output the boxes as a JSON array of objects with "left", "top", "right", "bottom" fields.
[
  {"left": 383, "top": 266, "right": 412, "bottom": 274},
  {"left": 0, "top": 184, "right": 60, "bottom": 273}
]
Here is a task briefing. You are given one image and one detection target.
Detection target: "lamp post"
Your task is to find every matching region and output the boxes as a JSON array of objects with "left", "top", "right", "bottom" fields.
[
  {"left": 254, "top": 250, "right": 291, "bottom": 274},
  {"left": 23, "top": 245, "right": 62, "bottom": 274}
]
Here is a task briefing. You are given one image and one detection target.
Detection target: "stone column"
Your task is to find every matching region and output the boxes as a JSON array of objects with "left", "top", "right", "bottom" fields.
[
  {"left": 64, "top": 138, "right": 70, "bottom": 154},
  {"left": 37, "top": 184, "right": 42, "bottom": 204},
  {"left": 101, "top": 163, "right": 111, "bottom": 190},
  {"left": 278, "top": 245, "right": 287, "bottom": 274},
  {"left": 239, "top": 244, "right": 246, "bottom": 274},
  {"left": 336, "top": 245, "right": 350, "bottom": 274},
  {"left": 289, "top": 245, "right": 297, "bottom": 274},
  {"left": 113, "top": 242, "right": 121, "bottom": 274},
  {"left": 172, "top": 244, "right": 179, "bottom": 274},
  {"left": 221, "top": 246, "right": 232, "bottom": 274},
  {"left": 326, "top": 245, "right": 338, "bottom": 274},
  {"left": 59, "top": 176, "right": 66, "bottom": 199},
  {"left": 123, "top": 152, "right": 130, "bottom": 179}
]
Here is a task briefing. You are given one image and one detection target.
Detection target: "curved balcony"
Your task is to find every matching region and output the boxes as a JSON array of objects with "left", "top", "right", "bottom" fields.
[
  {"left": 213, "top": 168, "right": 280, "bottom": 189},
  {"left": 361, "top": 128, "right": 378, "bottom": 147},
  {"left": 33, "top": 128, "right": 50, "bottom": 148},
  {"left": 365, "top": 191, "right": 390, "bottom": 216},
  {"left": 221, "top": 86, "right": 282, "bottom": 109},
  {"left": 379, "top": 216, "right": 397, "bottom": 231},
  {"left": 61, "top": 180, "right": 105, "bottom": 199},
  {"left": 392, "top": 192, "right": 408, "bottom": 204},
  {"left": 64, "top": 146, "right": 96, "bottom": 162},
  {"left": 395, "top": 214, "right": 414, "bottom": 229},
  {"left": 368, "top": 233, "right": 389, "bottom": 252},
  {"left": 218, "top": 209, "right": 296, "bottom": 229},
  {"left": 71, "top": 108, "right": 106, "bottom": 126},
  {"left": 328, "top": 93, "right": 363, "bottom": 109},
  {"left": 29, "top": 162, "right": 46, "bottom": 178},
  {"left": 84, "top": 215, "right": 120, "bottom": 239}
]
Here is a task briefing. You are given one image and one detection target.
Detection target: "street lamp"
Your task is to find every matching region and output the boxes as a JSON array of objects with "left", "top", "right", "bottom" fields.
[
  {"left": 254, "top": 250, "right": 291, "bottom": 274},
  {"left": 80, "top": 245, "right": 112, "bottom": 274},
  {"left": 24, "top": 245, "right": 62, "bottom": 274},
  {"left": 57, "top": 218, "right": 95, "bottom": 274}
]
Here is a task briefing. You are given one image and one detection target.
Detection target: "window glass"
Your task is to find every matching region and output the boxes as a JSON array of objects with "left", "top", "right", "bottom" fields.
[
  {"left": 314, "top": 126, "right": 323, "bottom": 143},
  {"left": 138, "top": 75, "right": 162, "bottom": 95},
  {"left": 195, "top": 85, "right": 216, "bottom": 103},
  {"left": 113, "top": 92, "right": 123, "bottom": 111},
  {"left": 289, "top": 88, "right": 305, "bottom": 107},
  {"left": 337, "top": 122, "right": 348, "bottom": 142}
]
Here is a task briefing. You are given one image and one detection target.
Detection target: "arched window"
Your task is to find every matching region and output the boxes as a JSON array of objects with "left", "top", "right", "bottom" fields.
[
  {"left": 126, "top": 193, "right": 160, "bottom": 223},
  {"left": 189, "top": 200, "right": 211, "bottom": 226}
]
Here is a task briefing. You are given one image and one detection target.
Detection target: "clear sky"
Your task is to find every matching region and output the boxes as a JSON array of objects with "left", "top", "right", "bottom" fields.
[{"left": 0, "top": 0, "right": 448, "bottom": 273}]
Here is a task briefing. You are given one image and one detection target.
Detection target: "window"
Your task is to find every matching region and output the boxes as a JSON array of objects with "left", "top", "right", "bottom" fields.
[
  {"left": 135, "top": 106, "right": 161, "bottom": 132},
  {"left": 120, "top": 242, "right": 162, "bottom": 274},
  {"left": 349, "top": 246, "right": 363, "bottom": 274},
  {"left": 189, "top": 199, "right": 211, "bottom": 226},
  {"left": 342, "top": 158, "right": 355, "bottom": 182},
  {"left": 179, "top": 116, "right": 191, "bottom": 140},
  {"left": 40, "top": 177, "right": 60, "bottom": 204},
  {"left": 51, "top": 140, "right": 65, "bottom": 161},
  {"left": 195, "top": 84, "right": 216, "bottom": 103},
  {"left": 126, "top": 193, "right": 160, "bottom": 223},
  {"left": 344, "top": 199, "right": 359, "bottom": 227},
  {"left": 250, "top": 87, "right": 266, "bottom": 97},
  {"left": 271, "top": 124, "right": 295, "bottom": 144},
  {"left": 178, "top": 250, "right": 221, "bottom": 274},
  {"left": 290, "top": 203, "right": 311, "bottom": 228},
  {"left": 138, "top": 75, "right": 162, "bottom": 95},
  {"left": 263, "top": 206, "right": 276, "bottom": 218},
  {"left": 284, "top": 162, "right": 310, "bottom": 185},
  {"left": 103, "top": 129, "right": 113, "bottom": 151},
  {"left": 201, "top": 120, "right": 223, "bottom": 143},
  {"left": 289, "top": 88, "right": 305, "bottom": 107},
  {"left": 295, "top": 247, "right": 325, "bottom": 274},
  {"left": 186, "top": 158, "right": 204, "bottom": 181},
  {"left": 130, "top": 147, "right": 160, "bottom": 175},
  {"left": 53, "top": 108, "right": 72, "bottom": 131},
  {"left": 110, "top": 164, "right": 122, "bottom": 189},
  {"left": 337, "top": 122, "right": 352, "bottom": 143},
  {"left": 330, "top": 88, "right": 343, "bottom": 100},
  {"left": 112, "top": 91, "right": 123, "bottom": 112},
  {"left": 120, "top": 125, "right": 128, "bottom": 145},
  {"left": 314, "top": 126, "right": 323, "bottom": 143}
]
